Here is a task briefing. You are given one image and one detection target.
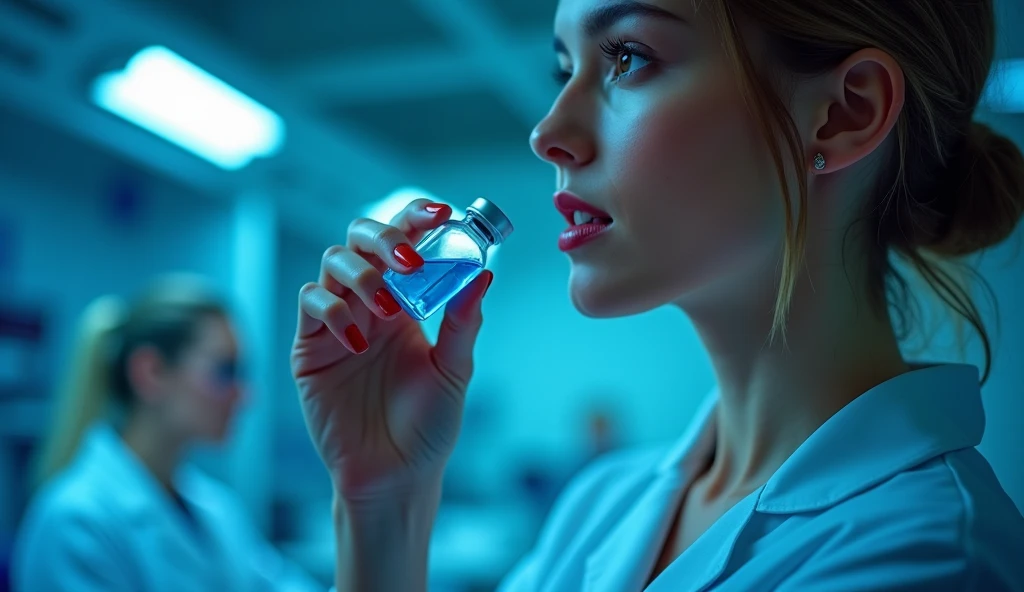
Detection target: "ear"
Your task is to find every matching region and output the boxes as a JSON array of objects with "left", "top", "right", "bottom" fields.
[
  {"left": 807, "top": 48, "right": 905, "bottom": 174},
  {"left": 125, "top": 346, "right": 167, "bottom": 404}
]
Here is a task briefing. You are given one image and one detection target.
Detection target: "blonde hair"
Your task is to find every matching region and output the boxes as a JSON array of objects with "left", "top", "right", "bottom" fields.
[
  {"left": 33, "top": 296, "right": 128, "bottom": 488},
  {"left": 32, "top": 276, "right": 228, "bottom": 488},
  {"left": 703, "top": 0, "right": 1024, "bottom": 383}
]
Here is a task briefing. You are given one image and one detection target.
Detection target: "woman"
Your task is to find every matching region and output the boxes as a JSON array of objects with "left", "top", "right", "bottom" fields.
[
  {"left": 292, "top": 0, "right": 1024, "bottom": 590},
  {"left": 14, "top": 276, "right": 321, "bottom": 591}
]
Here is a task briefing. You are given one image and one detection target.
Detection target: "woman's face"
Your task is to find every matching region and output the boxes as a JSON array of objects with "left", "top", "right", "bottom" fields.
[
  {"left": 162, "top": 315, "right": 244, "bottom": 443},
  {"left": 531, "top": 0, "right": 786, "bottom": 318}
]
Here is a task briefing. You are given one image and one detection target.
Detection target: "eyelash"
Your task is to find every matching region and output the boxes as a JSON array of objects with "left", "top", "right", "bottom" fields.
[
  {"left": 552, "top": 37, "right": 655, "bottom": 87},
  {"left": 552, "top": 66, "right": 572, "bottom": 86},
  {"left": 599, "top": 37, "right": 654, "bottom": 81}
]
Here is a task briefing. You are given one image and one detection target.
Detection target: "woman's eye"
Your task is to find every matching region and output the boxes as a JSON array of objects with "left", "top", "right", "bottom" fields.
[
  {"left": 600, "top": 40, "right": 654, "bottom": 81},
  {"left": 614, "top": 50, "right": 650, "bottom": 78},
  {"left": 553, "top": 66, "right": 572, "bottom": 86}
]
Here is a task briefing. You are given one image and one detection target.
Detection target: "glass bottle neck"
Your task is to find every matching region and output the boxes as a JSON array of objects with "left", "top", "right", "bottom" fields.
[{"left": 465, "top": 212, "right": 498, "bottom": 246}]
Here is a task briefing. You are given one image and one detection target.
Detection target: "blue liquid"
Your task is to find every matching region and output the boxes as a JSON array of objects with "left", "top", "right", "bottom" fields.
[{"left": 383, "top": 258, "right": 485, "bottom": 321}]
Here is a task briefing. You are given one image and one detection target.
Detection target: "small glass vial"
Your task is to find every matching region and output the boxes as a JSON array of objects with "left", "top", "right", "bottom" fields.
[{"left": 383, "top": 198, "right": 513, "bottom": 320}]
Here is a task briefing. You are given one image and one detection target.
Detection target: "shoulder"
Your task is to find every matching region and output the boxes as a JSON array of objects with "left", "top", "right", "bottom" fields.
[
  {"left": 559, "top": 445, "right": 667, "bottom": 504},
  {"left": 853, "top": 447, "right": 1023, "bottom": 545},
  {"left": 803, "top": 448, "right": 1024, "bottom": 589},
  {"left": 13, "top": 474, "right": 124, "bottom": 574},
  {"left": 533, "top": 444, "right": 670, "bottom": 551},
  {"left": 934, "top": 448, "right": 1024, "bottom": 584},
  {"left": 21, "top": 466, "right": 116, "bottom": 530},
  {"left": 497, "top": 445, "right": 671, "bottom": 591},
  {"left": 13, "top": 470, "right": 146, "bottom": 591}
]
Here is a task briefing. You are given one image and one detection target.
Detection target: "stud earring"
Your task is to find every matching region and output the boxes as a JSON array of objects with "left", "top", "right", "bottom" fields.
[{"left": 813, "top": 153, "right": 826, "bottom": 171}]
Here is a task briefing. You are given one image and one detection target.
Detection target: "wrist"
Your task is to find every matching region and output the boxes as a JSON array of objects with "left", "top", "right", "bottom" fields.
[
  {"left": 332, "top": 482, "right": 442, "bottom": 592},
  {"left": 333, "top": 479, "right": 442, "bottom": 524},
  {"left": 331, "top": 471, "right": 445, "bottom": 509}
]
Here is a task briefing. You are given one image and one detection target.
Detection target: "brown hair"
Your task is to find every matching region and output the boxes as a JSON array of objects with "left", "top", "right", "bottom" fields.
[
  {"left": 33, "top": 275, "right": 228, "bottom": 487},
  {"left": 704, "top": 0, "right": 1024, "bottom": 383}
]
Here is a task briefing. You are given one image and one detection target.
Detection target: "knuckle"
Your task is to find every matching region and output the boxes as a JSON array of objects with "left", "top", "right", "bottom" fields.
[
  {"left": 321, "top": 245, "right": 345, "bottom": 265},
  {"left": 352, "top": 267, "right": 380, "bottom": 291},
  {"left": 440, "top": 314, "right": 465, "bottom": 335},
  {"left": 325, "top": 299, "right": 350, "bottom": 320},
  {"left": 347, "top": 217, "right": 372, "bottom": 237},
  {"left": 377, "top": 227, "right": 406, "bottom": 249}
]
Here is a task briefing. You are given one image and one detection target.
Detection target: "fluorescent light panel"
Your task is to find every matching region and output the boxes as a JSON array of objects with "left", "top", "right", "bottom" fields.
[{"left": 91, "top": 46, "right": 285, "bottom": 170}]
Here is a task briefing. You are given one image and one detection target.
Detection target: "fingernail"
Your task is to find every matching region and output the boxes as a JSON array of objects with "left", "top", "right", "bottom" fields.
[
  {"left": 483, "top": 272, "right": 494, "bottom": 296},
  {"left": 394, "top": 244, "right": 424, "bottom": 268},
  {"left": 374, "top": 288, "right": 402, "bottom": 316},
  {"left": 424, "top": 202, "right": 451, "bottom": 215},
  {"left": 344, "top": 324, "right": 369, "bottom": 354}
]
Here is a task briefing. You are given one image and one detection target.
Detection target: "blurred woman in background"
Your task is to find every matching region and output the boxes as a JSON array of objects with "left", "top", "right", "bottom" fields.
[
  {"left": 291, "top": 0, "right": 1024, "bottom": 590},
  {"left": 13, "top": 276, "right": 321, "bottom": 591}
]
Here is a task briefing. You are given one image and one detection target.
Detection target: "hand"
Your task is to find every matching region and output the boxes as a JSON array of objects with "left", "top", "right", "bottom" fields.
[{"left": 292, "top": 199, "right": 493, "bottom": 501}]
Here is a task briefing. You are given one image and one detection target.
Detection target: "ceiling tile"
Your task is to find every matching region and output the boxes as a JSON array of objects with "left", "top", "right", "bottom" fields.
[{"left": 122, "top": 0, "right": 450, "bottom": 65}]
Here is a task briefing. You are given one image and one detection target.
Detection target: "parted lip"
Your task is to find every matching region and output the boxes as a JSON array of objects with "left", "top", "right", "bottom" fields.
[{"left": 553, "top": 191, "right": 612, "bottom": 226}]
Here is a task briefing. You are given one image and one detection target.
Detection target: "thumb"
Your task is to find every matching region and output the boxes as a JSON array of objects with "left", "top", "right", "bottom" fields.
[{"left": 431, "top": 270, "right": 493, "bottom": 384}]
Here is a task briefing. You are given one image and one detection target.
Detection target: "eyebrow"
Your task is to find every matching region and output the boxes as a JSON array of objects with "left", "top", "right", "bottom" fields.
[{"left": 554, "top": 1, "right": 688, "bottom": 54}]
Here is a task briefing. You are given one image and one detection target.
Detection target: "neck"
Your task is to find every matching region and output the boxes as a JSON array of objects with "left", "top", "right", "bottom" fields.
[
  {"left": 120, "top": 413, "right": 187, "bottom": 491},
  {"left": 679, "top": 243, "right": 909, "bottom": 503}
]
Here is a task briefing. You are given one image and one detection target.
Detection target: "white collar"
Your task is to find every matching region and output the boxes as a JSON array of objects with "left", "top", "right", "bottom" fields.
[{"left": 656, "top": 363, "right": 984, "bottom": 513}]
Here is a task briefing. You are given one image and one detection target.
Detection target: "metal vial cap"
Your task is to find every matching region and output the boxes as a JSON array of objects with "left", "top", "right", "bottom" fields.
[{"left": 466, "top": 197, "right": 514, "bottom": 244}]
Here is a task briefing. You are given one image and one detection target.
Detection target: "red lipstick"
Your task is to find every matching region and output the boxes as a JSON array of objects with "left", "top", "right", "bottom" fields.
[{"left": 554, "top": 191, "right": 613, "bottom": 252}]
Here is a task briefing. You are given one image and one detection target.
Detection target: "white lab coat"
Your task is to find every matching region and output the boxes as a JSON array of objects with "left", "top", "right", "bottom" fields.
[
  {"left": 499, "top": 363, "right": 1024, "bottom": 591},
  {"left": 12, "top": 424, "right": 325, "bottom": 592}
]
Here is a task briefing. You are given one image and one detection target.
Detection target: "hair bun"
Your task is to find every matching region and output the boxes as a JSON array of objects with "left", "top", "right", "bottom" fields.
[{"left": 919, "top": 122, "right": 1024, "bottom": 256}]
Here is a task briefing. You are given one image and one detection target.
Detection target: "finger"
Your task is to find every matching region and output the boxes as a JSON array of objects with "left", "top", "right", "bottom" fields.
[
  {"left": 297, "top": 282, "right": 369, "bottom": 354},
  {"left": 344, "top": 202, "right": 452, "bottom": 274},
  {"left": 389, "top": 199, "right": 453, "bottom": 244},
  {"left": 431, "top": 271, "right": 493, "bottom": 385},
  {"left": 346, "top": 218, "right": 426, "bottom": 275},
  {"left": 318, "top": 246, "right": 358, "bottom": 299},
  {"left": 321, "top": 247, "right": 404, "bottom": 320}
]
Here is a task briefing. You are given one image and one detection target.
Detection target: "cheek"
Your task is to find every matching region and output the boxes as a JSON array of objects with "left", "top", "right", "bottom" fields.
[
  {"left": 609, "top": 71, "right": 782, "bottom": 266},
  {"left": 182, "top": 374, "right": 234, "bottom": 416}
]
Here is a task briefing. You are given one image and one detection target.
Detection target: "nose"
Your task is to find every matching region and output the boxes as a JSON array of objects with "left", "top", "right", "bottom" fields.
[{"left": 530, "top": 102, "right": 596, "bottom": 168}]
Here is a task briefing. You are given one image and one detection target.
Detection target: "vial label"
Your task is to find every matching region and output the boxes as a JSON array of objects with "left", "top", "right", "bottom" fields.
[{"left": 383, "top": 258, "right": 484, "bottom": 320}]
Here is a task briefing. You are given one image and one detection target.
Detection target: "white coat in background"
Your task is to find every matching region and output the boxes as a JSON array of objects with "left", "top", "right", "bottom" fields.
[{"left": 13, "top": 424, "right": 325, "bottom": 592}]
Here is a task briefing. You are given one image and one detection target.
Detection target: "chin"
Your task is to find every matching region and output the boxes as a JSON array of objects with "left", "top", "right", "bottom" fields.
[
  {"left": 207, "top": 418, "right": 234, "bottom": 444},
  {"left": 568, "top": 268, "right": 662, "bottom": 319}
]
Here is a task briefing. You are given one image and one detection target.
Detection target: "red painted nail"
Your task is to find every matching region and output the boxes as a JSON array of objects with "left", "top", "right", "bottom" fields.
[
  {"left": 425, "top": 202, "right": 451, "bottom": 215},
  {"left": 344, "top": 324, "right": 369, "bottom": 354},
  {"left": 483, "top": 272, "right": 494, "bottom": 295},
  {"left": 394, "top": 244, "right": 424, "bottom": 268},
  {"left": 374, "top": 288, "right": 402, "bottom": 316}
]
